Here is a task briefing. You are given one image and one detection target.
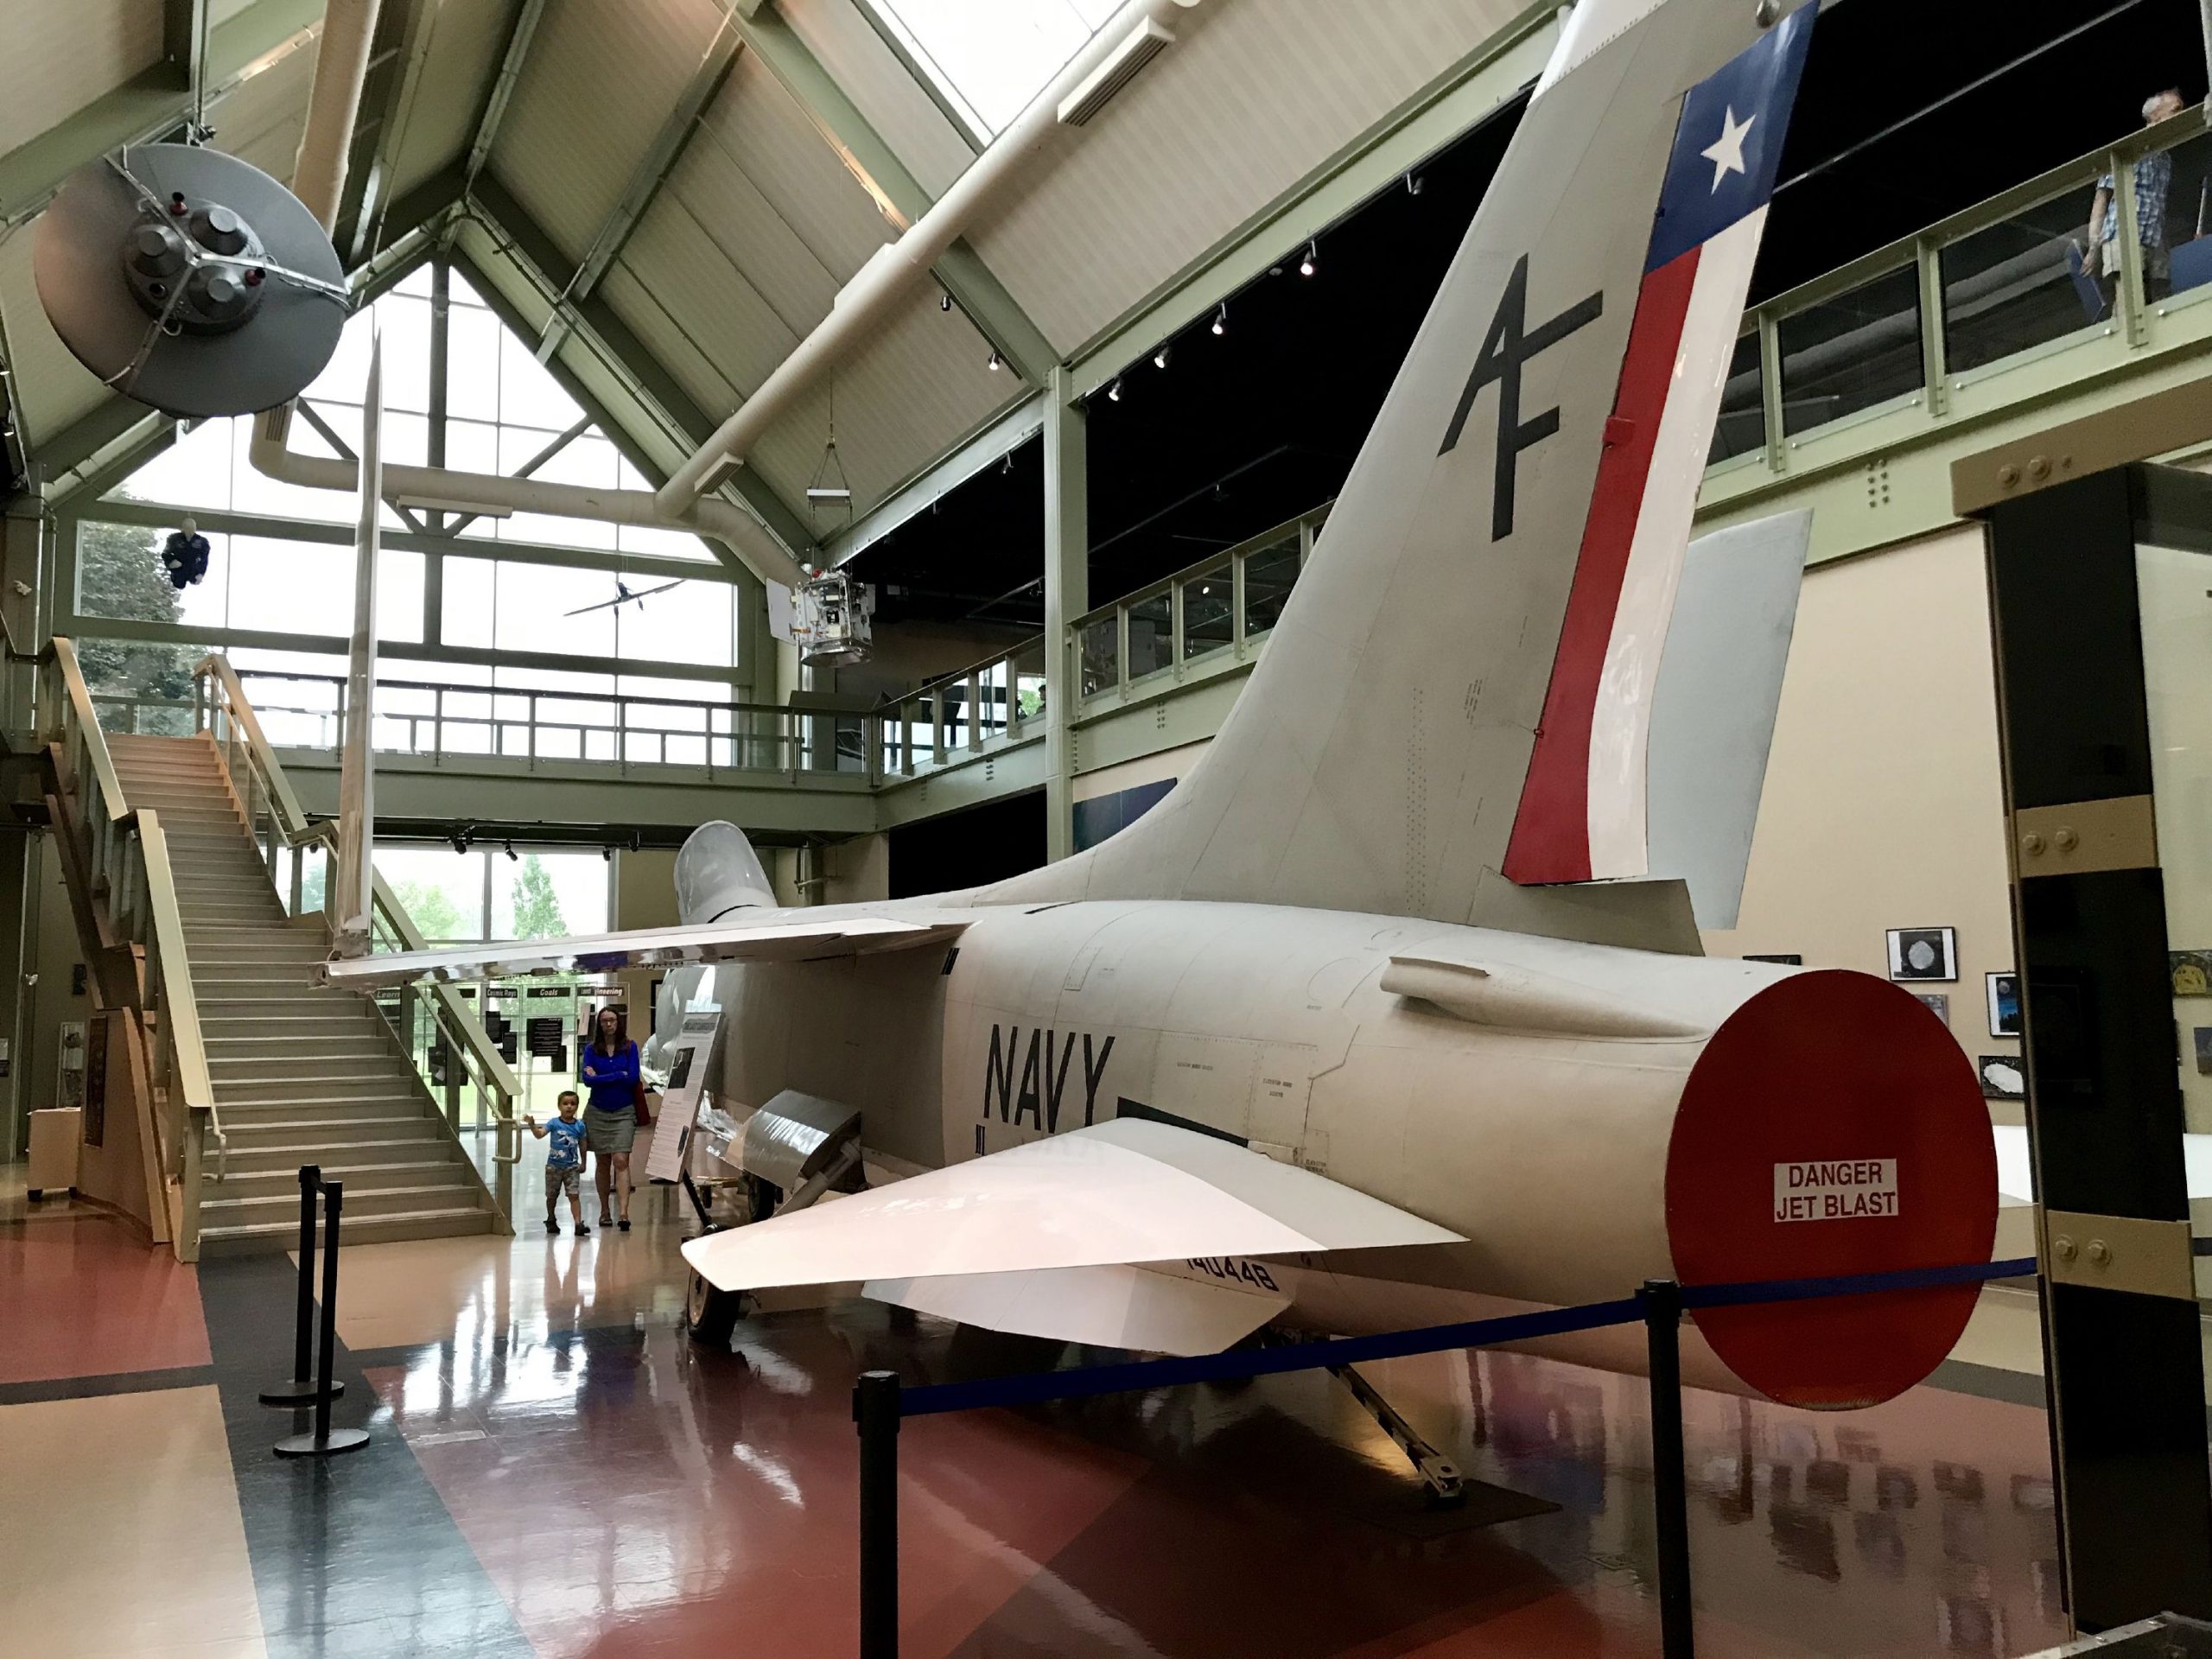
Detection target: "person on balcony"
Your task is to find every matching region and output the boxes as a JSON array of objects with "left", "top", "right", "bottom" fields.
[
  {"left": 2086, "top": 89, "right": 2185, "bottom": 309},
  {"left": 578, "top": 1005, "right": 641, "bottom": 1231}
]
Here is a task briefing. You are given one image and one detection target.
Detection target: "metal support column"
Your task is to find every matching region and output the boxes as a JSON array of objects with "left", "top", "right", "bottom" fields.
[
  {"left": 1979, "top": 462, "right": 2212, "bottom": 1630},
  {"left": 1042, "top": 367, "right": 1086, "bottom": 863}
]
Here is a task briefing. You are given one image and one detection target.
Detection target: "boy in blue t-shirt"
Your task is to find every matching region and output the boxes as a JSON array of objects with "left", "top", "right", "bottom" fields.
[{"left": 525, "top": 1090, "right": 590, "bottom": 1236}]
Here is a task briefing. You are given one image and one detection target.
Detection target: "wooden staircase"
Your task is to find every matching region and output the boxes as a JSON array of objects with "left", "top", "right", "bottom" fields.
[{"left": 107, "top": 732, "right": 499, "bottom": 1253}]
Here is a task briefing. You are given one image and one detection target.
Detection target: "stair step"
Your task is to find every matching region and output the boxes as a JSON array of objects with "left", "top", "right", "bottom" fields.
[
  {"left": 209, "top": 1160, "right": 476, "bottom": 1200},
  {"left": 219, "top": 1115, "right": 440, "bottom": 1147},
  {"left": 198, "top": 1206, "right": 498, "bottom": 1255},
  {"left": 221, "top": 1134, "right": 454, "bottom": 1173},
  {"left": 213, "top": 1078, "right": 425, "bottom": 1106}
]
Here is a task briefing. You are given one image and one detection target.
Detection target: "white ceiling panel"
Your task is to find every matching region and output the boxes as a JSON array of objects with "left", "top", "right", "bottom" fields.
[
  {"left": 692, "top": 49, "right": 894, "bottom": 285},
  {"left": 0, "top": 0, "right": 165, "bottom": 157},
  {"left": 968, "top": 0, "right": 1529, "bottom": 354},
  {"left": 775, "top": 0, "right": 975, "bottom": 202},
  {"left": 611, "top": 197, "right": 802, "bottom": 410},
  {"left": 386, "top": 0, "right": 519, "bottom": 202},
  {"left": 599, "top": 264, "right": 745, "bottom": 425},
  {"left": 488, "top": 0, "right": 729, "bottom": 264},
  {"left": 0, "top": 222, "right": 114, "bottom": 448},
  {"left": 748, "top": 291, "right": 1013, "bottom": 517}
]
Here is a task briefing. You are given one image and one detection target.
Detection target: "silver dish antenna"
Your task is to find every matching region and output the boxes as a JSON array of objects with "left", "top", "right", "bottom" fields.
[{"left": 34, "top": 144, "right": 348, "bottom": 417}]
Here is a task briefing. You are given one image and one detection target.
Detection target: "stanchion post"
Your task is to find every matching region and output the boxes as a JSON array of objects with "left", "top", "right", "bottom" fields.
[
  {"left": 275, "top": 1181, "right": 369, "bottom": 1459},
  {"left": 1642, "top": 1279, "right": 1694, "bottom": 1659},
  {"left": 855, "top": 1369, "right": 902, "bottom": 1659},
  {"left": 260, "top": 1164, "right": 343, "bottom": 1406}
]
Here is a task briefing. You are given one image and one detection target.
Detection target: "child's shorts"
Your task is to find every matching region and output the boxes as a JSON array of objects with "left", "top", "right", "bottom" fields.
[{"left": 545, "top": 1165, "right": 581, "bottom": 1200}]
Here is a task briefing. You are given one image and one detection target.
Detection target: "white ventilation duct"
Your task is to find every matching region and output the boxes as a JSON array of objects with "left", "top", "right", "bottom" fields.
[
  {"left": 653, "top": 0, "right": 1205, "bottom": 516},
  {"left": 254, "top": 0, "right": 1199, "bottom": 589}
]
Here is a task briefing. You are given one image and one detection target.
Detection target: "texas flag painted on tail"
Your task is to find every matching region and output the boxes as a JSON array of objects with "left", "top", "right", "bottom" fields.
[{"left": 1504, "top": 5, "right": 1815, "bottom": 888}]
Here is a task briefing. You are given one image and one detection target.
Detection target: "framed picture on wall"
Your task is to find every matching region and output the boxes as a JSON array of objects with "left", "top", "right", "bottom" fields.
[
  {"left": 1887, "top": 927, "right": 1958, "bottom": 982},
  {"left": 1978, "top": 1054, "right": 2026, "bottom": 1100},
  {"left": 1913, "top": 993, "right": 1950, "bottom": 1022},
  {"left": 1986, "top": 972, "right": 2022, "bottom": 1038}
]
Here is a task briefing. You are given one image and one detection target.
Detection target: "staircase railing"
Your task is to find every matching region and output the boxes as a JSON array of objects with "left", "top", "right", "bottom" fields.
[
  {"left": 192, "top": 655, "right": 524, "bottom": 1224},
  {"left": 47, "top": 637, "right": 221, "bottom": 1256}
]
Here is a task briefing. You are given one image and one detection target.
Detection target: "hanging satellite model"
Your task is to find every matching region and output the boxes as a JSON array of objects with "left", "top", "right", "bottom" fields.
[
  {"left": 34, "top": 144, "right": 348, "bottom": 417},
  {"left": 791, "top": 566, "right": 874, "bottom": 666}
]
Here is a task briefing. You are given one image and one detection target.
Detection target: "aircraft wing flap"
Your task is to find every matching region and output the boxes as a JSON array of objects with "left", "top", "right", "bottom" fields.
[
  {"left": 681, "top": 1116, "right": 1459, "bottom": 1295},
  {"left": 320, "top": 910, "right": 970, "bottom": 989},
  {"left": 863, "top": 1263, "right": 1288, "bottom": 1357}
]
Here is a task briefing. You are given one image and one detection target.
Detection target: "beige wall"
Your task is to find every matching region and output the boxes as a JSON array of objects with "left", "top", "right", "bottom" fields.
[
  {"left": 1706, "top": 527, "right": 2022, "bottom": 1088},
  {"left": 1074, "top": 741, "right": 1210, "bottom": 803}
]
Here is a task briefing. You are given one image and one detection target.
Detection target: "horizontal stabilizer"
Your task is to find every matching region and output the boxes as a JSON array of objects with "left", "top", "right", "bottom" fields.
[
  {"left": 682, "top": 1116, "right": 1459, "bottom": 1294},
  {"left": 865, "top": 1262, "right": 1288, "bottom": 1356},
  {"left": 321, "top": 908, "right": 969, "bottom": 989}
]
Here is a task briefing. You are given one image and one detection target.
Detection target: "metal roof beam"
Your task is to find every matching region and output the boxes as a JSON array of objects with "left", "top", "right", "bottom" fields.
[
  {"left": 465, "top": 175, "right": 818, "bottom": 564},
  {"left": 537, "top": 13, "right": 745, "bottom": 361},
  {"left": 730, "top": 5, "right": 1057, "bottom": 384},
  {"left": 465, "top": 0, "right": 548, "bottom": 183},
  {"left": 339, "top": 0, "right": 443, "bottom": 265}
]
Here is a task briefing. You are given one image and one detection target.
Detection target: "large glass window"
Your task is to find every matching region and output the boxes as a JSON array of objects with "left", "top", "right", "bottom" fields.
[
  {"left": 863, "top": 0, "right": 1122, "bottom": 139},
  {"left": 372, "top": 842, "right": 611, "bottom": 944}
]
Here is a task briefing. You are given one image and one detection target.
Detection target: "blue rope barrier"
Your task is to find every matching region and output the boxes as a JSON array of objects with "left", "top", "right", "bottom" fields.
[{"left": 895, "top": 1255, "right": 2041, "bottom": 1420}]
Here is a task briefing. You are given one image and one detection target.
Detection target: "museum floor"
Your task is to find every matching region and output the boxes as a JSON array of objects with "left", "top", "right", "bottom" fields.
[{"left": 1, "top": 1160, "right": 2070, "bottom": 1659}]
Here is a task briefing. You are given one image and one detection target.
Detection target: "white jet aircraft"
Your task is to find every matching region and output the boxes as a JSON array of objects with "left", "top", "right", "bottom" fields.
[{"left": 334, "top": 0, "right": 1999, "bottom": 1416}]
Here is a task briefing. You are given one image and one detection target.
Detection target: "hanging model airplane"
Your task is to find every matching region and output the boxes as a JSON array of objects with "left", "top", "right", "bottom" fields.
[
  {"left": 563, "top": 576, "right": 686, "bottom": 618},
  {"left": 332, "top": 0, "right": 1999, "bottom": 1415}
]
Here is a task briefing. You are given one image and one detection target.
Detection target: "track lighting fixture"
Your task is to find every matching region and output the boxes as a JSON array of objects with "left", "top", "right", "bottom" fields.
[
  {"left": 1405, "top": 170, "right": 1423, "bottom": 196},
  {"left": 939, "top": 291, "right": 952, "bottom": 312},
  {"left": 450, "top": 831, "right": 469, "bottom": 855},
  {"left": 988, "top": 349, "right": 1003, "bottom": 371},
  {"left": 628, "top": 830, "right": 644, "bottom": 853},
  {"left": 1211, "top": 303, "right": 1226, "bottom": 337},
  {"left": 601, "top": 844, "right": 614, "bottom": 862},
  {"left": 1001, "top": 454, "right": 1014, "bottom": 476},
  {"left": 1154, "top": 343, "right": 1171, "bottom": 370},
  {"left": 1107, "top": 378, "right": 1122, "bottom": 403},
  {"left": 504, "top": 840, "right": 518, "bottom": 862},
  {"left": 1300, "top": 239, "right": 1316, "bottom": 277}
]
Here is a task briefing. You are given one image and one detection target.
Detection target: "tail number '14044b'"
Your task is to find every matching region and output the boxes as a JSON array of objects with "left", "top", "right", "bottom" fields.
[
  {"left": 982, "top": 1026, "right": 1115, "bottom": 1131},
  {"left": 1187, "top": 1256, "right": 1281, "bottom": 1293}
]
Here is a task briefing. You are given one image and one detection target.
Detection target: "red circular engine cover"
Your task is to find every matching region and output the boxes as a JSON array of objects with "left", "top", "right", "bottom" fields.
[{"left": 1665, "top": 969, "right": 1998, "bottom": 1409}]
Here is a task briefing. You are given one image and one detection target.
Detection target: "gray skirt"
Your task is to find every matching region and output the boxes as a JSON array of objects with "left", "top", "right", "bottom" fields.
[{"left": 582, "top": 1104, "right": 636, "bottom": 1155}]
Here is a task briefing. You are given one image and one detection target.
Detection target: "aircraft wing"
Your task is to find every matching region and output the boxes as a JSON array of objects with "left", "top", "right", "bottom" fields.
[
  {"left": 320, "top": 908, "right": 969, "bottom": 989},
  {"left": 683, "top": 1117, "right": 1459, "bottom": 1338}
]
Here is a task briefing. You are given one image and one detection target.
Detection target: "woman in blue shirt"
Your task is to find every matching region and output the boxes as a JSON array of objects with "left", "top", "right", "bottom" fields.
[{"left": 578, "top": 1005, "right": 641, "bottom": 1230}]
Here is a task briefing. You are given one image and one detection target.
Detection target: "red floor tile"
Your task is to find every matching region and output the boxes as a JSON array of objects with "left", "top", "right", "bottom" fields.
[{"left": 0, "top": 1214, "right": 209, "bottom": 1383}]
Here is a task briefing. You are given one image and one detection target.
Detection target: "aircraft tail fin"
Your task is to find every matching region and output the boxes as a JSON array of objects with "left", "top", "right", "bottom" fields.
[{"left": 987, "top": 0, "right": 1817, "bottom": 951}]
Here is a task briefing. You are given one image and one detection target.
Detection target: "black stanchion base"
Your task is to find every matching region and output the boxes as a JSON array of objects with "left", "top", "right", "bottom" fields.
[
  {"left": 273, "top": 1427, "right": 369, "bottom": 1459},
  {"left": 258, "top": 1377, "right": 345, "bottom": 1406}
]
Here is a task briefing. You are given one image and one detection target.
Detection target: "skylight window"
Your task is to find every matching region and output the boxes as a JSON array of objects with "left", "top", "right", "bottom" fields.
[{"left": 866, "top": 0, "right": 1123, "bottom": 139}]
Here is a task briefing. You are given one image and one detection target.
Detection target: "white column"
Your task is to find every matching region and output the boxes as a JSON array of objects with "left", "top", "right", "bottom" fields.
[
  {"left": 1043, "top": 367, "right": 1087, "bottom": 862},
  {"left": 333, "top": 328, "right": 382, "bottom": 954}
]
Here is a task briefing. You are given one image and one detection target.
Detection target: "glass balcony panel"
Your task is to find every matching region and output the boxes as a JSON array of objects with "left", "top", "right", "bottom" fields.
[
  {"left": 1078, "top": 616, "right": 1118, "bottom": 697},
  {"left": 1708, "top": 329, "right": 1765, "bottom": 461},
  {"left": 942, "top": 679, "right": 973, "bottom": 750},
  {"left": 1943, "top": 189, "right": 2109, "bottom": 377},
  {"left": 1013, "top": 639, "right": 1046, "bottom": 724},
  {"left": 976, "top": 660, "right": 1010, "bottom": 743},
  {"left": 1242, "top": 536, "right": 1300, "bottom": 639},
  {"left": 1128, "top": 593, "right": 1173, "bottom": 681},
  {"left": 1180, "top": 563, "right": 1233, "bottom": 660},
  {"left": 1777, "top": 264, "right": 1923, "bottom": 437}
]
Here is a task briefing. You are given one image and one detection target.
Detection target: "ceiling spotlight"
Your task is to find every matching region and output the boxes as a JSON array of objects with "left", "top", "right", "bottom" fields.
[
  {"left": 1107, "top": 378, "right": 1122, "bottom": 403},
  {"left": 504, "top": 839, "right": 518, "bottom": 862},
  {"left": 1405, "top": 171, "right": 1423, "bottom": 196},
  {"left": 939, "top": 290, "right": 952, "bottom": 312},
  {"left": 1001, "top": 453, "right": 1014, "bottom": 476},
  {"left": 1211, "top": 303, "right": 1226, "bottom": 337},
  {"left": 1300, "top": 240, "right": 1317, "bottom": 277},
  {"left": 449, "top": 831, "right": 469, "bottom": 855},
  {"left": 601, "top": 844, "right": 614, "bottom": 862},
  {"left": 987, "top": 349, "right": 1003, "bottom": 372},
  {"left": 628, "top": 830, "right": 644, "bottom": 853},
  {"left": 1153, "top": 343, "right": 1171, "bottom": 370}
]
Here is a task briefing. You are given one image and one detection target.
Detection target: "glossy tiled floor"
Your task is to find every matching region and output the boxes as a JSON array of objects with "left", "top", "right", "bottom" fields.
[{"left": 1, "top": 1172, "right": 2075, "bottom": 1658}]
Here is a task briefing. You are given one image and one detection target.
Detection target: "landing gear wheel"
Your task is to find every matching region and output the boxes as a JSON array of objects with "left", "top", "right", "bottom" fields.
[{"left": 685, "top": 1268, "right": 744, "bottom": 1351}]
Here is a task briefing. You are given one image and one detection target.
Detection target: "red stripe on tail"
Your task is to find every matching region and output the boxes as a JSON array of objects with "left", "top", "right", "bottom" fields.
[{"left": 1503, "top": 245, "right": 1703, "bottom": 885}]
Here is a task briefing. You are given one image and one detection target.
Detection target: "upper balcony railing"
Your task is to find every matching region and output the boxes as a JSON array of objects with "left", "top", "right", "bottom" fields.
[
  {"left": 90, "top": 671, "right": 872, "bottom": 783},
  {"left": 1710, "top": 102, "right": 2212, "bottom": 479}
]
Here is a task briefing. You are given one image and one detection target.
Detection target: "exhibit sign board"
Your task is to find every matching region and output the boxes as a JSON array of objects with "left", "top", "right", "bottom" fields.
[{"left": 645, "top": 1006, "right": 721, "bottom": 1185}]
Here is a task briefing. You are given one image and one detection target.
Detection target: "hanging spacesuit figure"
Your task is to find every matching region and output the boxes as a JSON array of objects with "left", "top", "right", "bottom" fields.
[{"left": 161, "top": 517, "right": 211, "bottom": 590}]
